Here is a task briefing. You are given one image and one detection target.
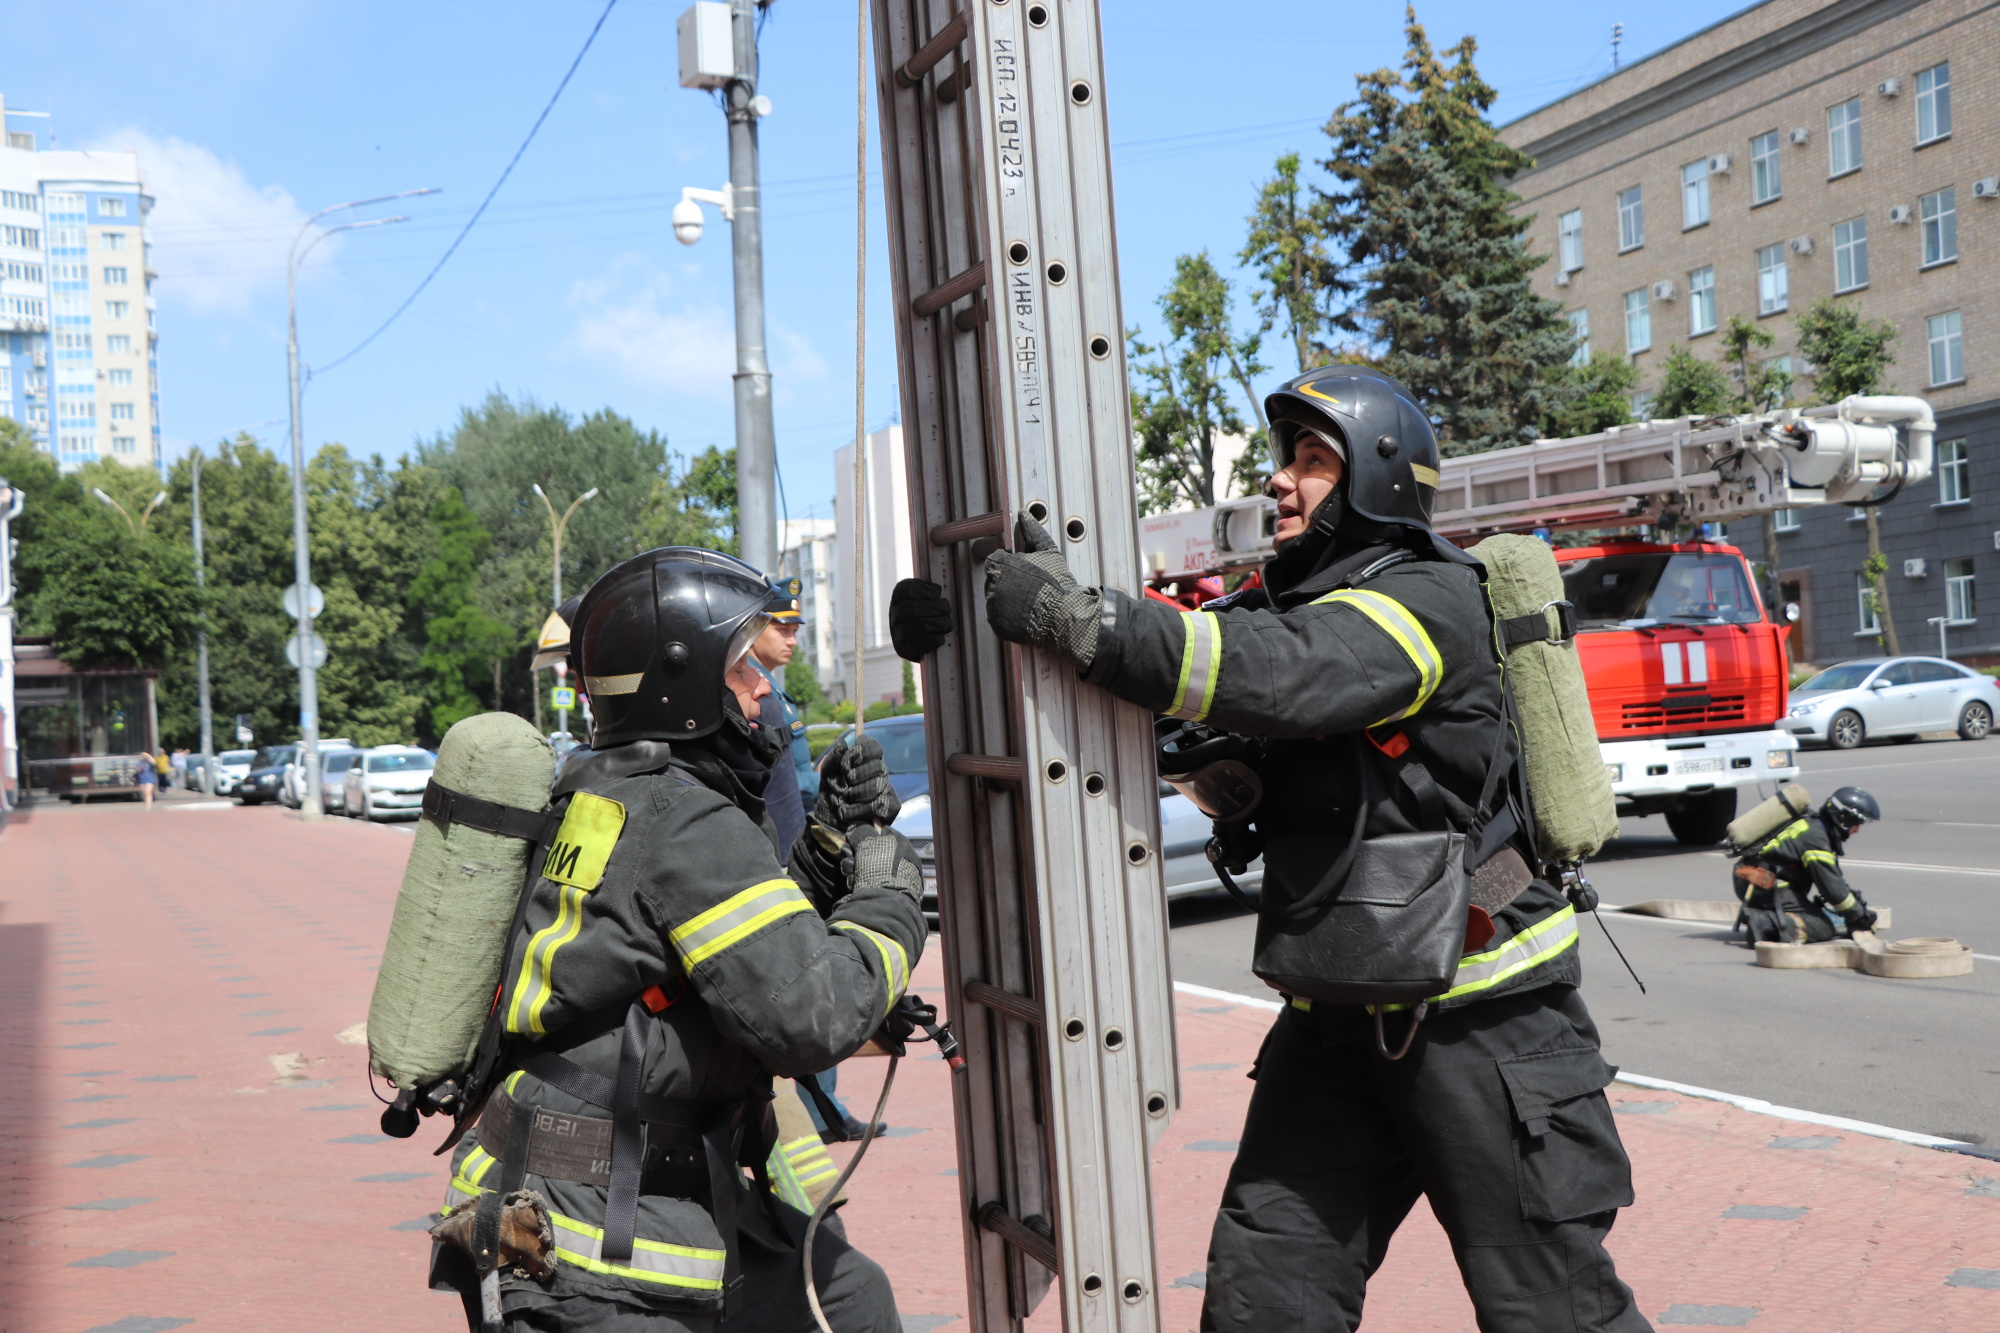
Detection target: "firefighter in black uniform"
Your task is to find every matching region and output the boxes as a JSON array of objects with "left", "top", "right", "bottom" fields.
[
  {"left": 431, "top": 547, "right": 924, "bottom": 1333},
  {"left": 1734, "top": 787, "right": 1880, "bottom": 944},
  {"left": 891, "top": 368, "right": 1650, "bottom": 1332}
]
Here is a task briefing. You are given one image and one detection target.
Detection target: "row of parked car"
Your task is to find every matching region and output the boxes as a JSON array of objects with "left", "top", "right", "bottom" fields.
[{"left": 210, "top": 742, "right": 436, "bottom": 820}]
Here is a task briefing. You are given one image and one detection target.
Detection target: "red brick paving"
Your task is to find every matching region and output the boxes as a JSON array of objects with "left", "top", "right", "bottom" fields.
[{"left": 5, "top": 797, "right": 2000, "bottom": 1332}]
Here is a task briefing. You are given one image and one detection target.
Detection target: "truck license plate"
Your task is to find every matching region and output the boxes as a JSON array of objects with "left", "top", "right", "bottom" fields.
[{"left": 1674, "top": 758, "right": 1725, "bottom": 775}]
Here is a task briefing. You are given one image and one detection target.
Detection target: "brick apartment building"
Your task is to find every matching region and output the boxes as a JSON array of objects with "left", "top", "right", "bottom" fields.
[{"left": 1501, "top": 0, "right": 1997, "bottom": 664}]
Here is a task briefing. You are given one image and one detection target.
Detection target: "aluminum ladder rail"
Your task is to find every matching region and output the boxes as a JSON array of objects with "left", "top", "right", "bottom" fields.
[{"left": 871, "top": 2, "right": 1177, "bottom": 1329}]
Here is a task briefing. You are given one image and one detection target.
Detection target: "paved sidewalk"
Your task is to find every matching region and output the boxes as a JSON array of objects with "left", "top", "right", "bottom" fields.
[{"left": 5, "top": 798, "right": 2000, "bottom": 1332}]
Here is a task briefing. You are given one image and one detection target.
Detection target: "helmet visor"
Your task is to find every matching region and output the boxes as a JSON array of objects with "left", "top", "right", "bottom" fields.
[{"left": 723, "top": 612, "right": 773, "bottom": 674}]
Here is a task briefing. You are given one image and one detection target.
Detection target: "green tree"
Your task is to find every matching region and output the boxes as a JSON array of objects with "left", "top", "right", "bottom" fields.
[
  {"left": 1650, "top": 345, "right": 1735, "bottom": 418},
  {"left": 785, "top": 654, "right": 826, "bottom": 712},
  {"left": 1721, "top": 316, "right": 1792, "bottom": 411},
  {"left": 672, "top": 445, "right": 739, "bottom": 553},
  {"left": 1792, "top": 298, "right": 1901, "bottom": 652},
  {"left": 1240, "top": 152, "right": 1348, "bottom": 374},
  {"left": 1322, "top": 8, "right": 1577, "bottom": 453},
  {"left": 1129, "top": 252, "right": 1266, "bottom": 511},
  {"left": 1794, "top": 298, "right": 1897, "bottom": 402},
  {"left": 408, "top": 487, "right": 515, "bottom": 736},
  {"left": 1539, "top": 353, "right": 1638, "bottom": 438}
]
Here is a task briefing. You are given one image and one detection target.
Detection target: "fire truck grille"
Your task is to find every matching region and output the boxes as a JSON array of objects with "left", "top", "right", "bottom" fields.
[{"left": 1620, "top": 695, "right": 1748, "bottom": 729}]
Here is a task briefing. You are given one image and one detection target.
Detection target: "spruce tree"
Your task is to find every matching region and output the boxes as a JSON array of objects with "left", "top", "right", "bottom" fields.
[{"left": 1322, "top": 9, "right": 1577, "bottom": 454}]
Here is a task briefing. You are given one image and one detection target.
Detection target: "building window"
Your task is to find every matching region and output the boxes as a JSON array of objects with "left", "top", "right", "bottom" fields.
[
  {"left": 0, "top": 190, "right": 39, "bottom": 212},
  {"left": 1775, "top": 508, "right": 1801, "bottom": 532},
  {"left": 1688, "top": 266, "right": 1717, "bottom": 336},
  {"left": 1624, "top": 288, "right": 1652, "bottom": 353},
  {"left": 109, "top": 402, "right": 135, "bottom": 422},
  {"left": 1916, "top": 62, "right": 1952, "bottom": 144},
  {"left": 105, "top": 334, "right": 130, "bottom": 353},
  {"left": 1567, "top": 309, "right": 1590, "bottom": 364},
  {"left": 1629, "top": 391, "right": 1654, "bottom": 419},
  {"left": 104, "top": 300, "right": 129, "bottom": 318},
  {"left": 101, "top": 232, "right": 126, "bottom": 251},
  {"left": 1833, "top": 217, "right": 1869, "bottom": 291},
  {"left": 107, "top": 367, "right": 133, "bottom": 387},
  {"left": 2, "top": 225, "right": 41, "bottom": 248},
  {"left": 1751, "top": 130, "right": 1782, "bottom": 203},
  {"left": 1618, "top": 186, "right": 1644, "bottom": 251},
  {"left": 1681, "top": 160, "right": 1711, "bottom": 229},
  {"left": 45, "top": 192, "right": 83, "bottom": 214},
  {"left": 101, "top": 266, "right": 127, "bottom": 285},
  {"left": 5, "top": 131, "right": 34, "bottom": 151},
  {"left": 1920, "top": 188, "right": 1957, "bottom": 266},
  {"left": 1756, "top": 244, "right": 1788, "bottom": 315},
  {"left": 98, "top": 197, "right": 127, "bottom": 218},
  {"left": 1828, "top": 98, "right": 1863, "bottom": 176},
  {"left": 1558, "top": 209, "right": 1584, "bottom": 271},
  {"left": 111, "top": 435, "right": 136, "bottom": 455},
  {"left": 1946, "top": 558, "right": 1976, "bottom": 623},
  {"left": 1938, "top": 437, "right": 1969, "bottom": 504},
  {"left": 1856, "top": 573, "right": 1881, "bottom": 634},
  {"left": 1928, "top": 311, "right": 1964, "bottom": 385}
]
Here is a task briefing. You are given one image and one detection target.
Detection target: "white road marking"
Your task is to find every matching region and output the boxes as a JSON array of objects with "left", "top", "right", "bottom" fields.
[
  {"left": 1843, "top": 858, "right": 2000, "bottom": 878},
  {"left": 1168, "top": 981, "right": 1982, "bottom": 1152},
  {"left": 1805, "top": 752, "right": 2000, "bottom": 773},
  {"left": 160, "top": 801, "right": 234, "bottom": 811}
]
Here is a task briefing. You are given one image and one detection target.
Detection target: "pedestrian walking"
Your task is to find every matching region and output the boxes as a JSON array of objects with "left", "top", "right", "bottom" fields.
[
  {"left": 169, "top": 748, "right": 189, "bottom": 791},
  {"left": 135, "top": 752, "right": 158, "bottom": 809}
]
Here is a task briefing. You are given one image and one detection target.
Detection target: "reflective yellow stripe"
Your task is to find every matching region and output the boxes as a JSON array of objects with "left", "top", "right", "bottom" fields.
[
  {"left": 549, "top": 1210, "right": 726, "bottom": 1291},
  {"left": 1166, "top": 611, "right": 1223, "bottom": 722},
  {"left": 1760, "top": 819, "right": 1809, "bottom": 856},
  {"left": 1309, "top": 588, "right": 1444, "bottom": 723},
  {"left": 764, "top": 1138, "right": 814, "bottom": 1212},
  {"left": 1428, "top": 906, "right": 1578, "bottom": 1004},
  {"left": 834, "top": 920, "right": 909, "bottom": 1017},
  {"left": 1802, "top": 849, "right": 1836, "bottom": 867},
  {"left": 782, "top": 1135, "right": 840, "bottom": 1187},
  {"left": 1829, "top": 893, "right": 1857, "bottom": 912},
  {"left": 508, "top": 883, "right": 589, "bottom": 1036},
  {"left": 670, "top": 879, "right": 814, "bottom": 969}
]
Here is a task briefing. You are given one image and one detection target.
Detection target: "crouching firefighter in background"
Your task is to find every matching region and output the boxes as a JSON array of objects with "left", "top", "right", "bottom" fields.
[
  {"left": 890, "top": 367, "right": 1651, "bottom": 1332},
  {"left": 1734, "top": 787, "right": 1880, "bottom": 944},
  {"left": 430, "top": 546, "right": 925, "bottom": 1333}
]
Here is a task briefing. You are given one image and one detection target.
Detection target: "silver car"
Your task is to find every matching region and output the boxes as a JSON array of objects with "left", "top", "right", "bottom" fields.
[
  {"left": 1785, "top": 656, "right": 1999, "bottom": 749},
  {"left": 344, "top": 746, "right": 437, "bottom": 820}
]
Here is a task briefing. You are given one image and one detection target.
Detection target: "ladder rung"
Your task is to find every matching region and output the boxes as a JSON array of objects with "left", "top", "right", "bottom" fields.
[
  {"left": 912, "top": 261, "right": 988, "bottom": 318},
  {"left": 929, "top": 510, "right": 1006, "bottom": 546},
  {"left": 945, "top": 753, "right": 1026, "bottom": 785},
  {"left": 977, "top": 1202, "right": 1060, "bottom": 1273},
  {"left": 963, "top": 980, "right": 1042, "bottom": 1026},
  {"left": 935, "top": 62, "right": 975, "bottom": 104},
  {"left": 895, "top": 10, "right": 970, "bottom": 87}
]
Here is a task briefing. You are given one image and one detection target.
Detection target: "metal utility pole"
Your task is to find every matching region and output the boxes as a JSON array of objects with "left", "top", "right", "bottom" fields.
[
  {"left": 190, "top": 450, "right": 215, "bottom": 795},
  {"left": 285, "top": 189, "right": 431, "bottom": 820},
  {"left": 531, "top": 483, "right": 598, "bottom": 739},
  {"left": 675, "top": 1, "right": 776, "bottom": 574},
  {"left": 0, "top": 478, "right": 21, "bottom": 812}
]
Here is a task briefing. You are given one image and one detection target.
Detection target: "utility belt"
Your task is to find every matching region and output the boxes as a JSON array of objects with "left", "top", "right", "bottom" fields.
[{"left": 468, "top": 997, "right": 773, "bottom": 1317}]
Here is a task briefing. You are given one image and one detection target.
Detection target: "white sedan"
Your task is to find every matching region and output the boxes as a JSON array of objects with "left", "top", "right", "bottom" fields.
[
  {"left": 1785, "top": 656, "right": 1999, "bottom": 749},
  {"left": 343, "top": 747, "right": 437, "bottom": 820}
]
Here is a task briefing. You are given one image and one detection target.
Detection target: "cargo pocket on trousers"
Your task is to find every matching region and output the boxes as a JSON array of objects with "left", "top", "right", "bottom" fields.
[{"left": 1496, "top": 1046, "right": 1634, "bottom": 1223}]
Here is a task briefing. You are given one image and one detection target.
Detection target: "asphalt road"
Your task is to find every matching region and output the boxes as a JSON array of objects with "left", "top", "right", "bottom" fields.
[{"left": 1166, "top": 733, "right": 2000, "bottom": 1146}]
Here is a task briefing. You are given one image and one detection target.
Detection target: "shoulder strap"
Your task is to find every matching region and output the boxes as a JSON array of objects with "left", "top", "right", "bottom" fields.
[{"left": 421, "top": 781, "right": 561, "bottom": 843}]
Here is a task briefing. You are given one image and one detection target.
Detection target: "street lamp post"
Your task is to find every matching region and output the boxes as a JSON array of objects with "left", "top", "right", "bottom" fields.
[
  {"left": 285, "top": 189, "right": 435, "bottom": 820},
  {"left": 532, "top": 483, "right": 599, "bottom": 739},
  {"left": 91, "top": 487, "right": 167, "bottom": 535},
  {"left": 674, "top": 0, "right": 777, "bottom": 574},
  {"left": 190, "top": 450, "right": 214, "bottom": 795}
]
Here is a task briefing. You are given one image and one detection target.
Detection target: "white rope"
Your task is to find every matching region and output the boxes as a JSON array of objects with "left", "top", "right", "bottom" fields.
[{"left": 849, "top": 0, "right": 871, "bottom": 744}]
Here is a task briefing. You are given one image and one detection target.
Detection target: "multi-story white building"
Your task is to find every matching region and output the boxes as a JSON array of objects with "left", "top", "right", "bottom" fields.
[
  {"left": 831, "top": 425, "right": 921, "bottom": 708},
  {"left": 1, "top": 96, "right": 160, "bottom": 472},
  {"left": 775, "top": 517, "right": 839, "bottom": 688}
]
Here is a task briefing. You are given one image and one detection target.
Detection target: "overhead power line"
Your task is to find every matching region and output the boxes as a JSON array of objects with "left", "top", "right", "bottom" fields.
[{"left": 311, "top": 0, "right": 621, "bottom": 380}]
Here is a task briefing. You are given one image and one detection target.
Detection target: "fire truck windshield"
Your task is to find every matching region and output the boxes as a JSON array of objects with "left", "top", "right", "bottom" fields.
[{"left": 1561, "top": 552, "right": 1762, "bottom": 629}]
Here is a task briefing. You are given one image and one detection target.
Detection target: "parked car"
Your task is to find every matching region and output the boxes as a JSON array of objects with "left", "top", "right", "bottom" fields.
[
  {"left": 279, "top": 738, "right": 355, "bottom": 807},
  {"left": 237, "top": 745, "right": 299, "bottom": 805},
  {"left": 1786, "top": 656, "right": 1999, "bottom": 749},
  {"left": 318, "top": 750, "right": 363, "bottom": 815},
  {"left": 344, "top": 746, "right": 437, "bottom": 821},
  {"left": 211, "top": 748, "right": 255, "bottom": 796},
  {"left": 826, "top": 714, "right": 1263, "bottom": 921}
]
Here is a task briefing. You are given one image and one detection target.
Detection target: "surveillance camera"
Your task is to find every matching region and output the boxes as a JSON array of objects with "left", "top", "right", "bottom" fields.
[{"left": 672, "top": 198, "right": 704, "bottom": 246}]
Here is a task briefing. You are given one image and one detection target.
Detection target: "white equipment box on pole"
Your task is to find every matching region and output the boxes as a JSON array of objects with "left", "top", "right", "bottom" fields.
[{"left": 872, "top": 2, "right": 1176, "bottom": 1330}]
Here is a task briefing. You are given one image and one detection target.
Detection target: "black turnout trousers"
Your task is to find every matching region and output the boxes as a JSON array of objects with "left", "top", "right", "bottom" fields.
[
  {"left": 1200, "top": 985, "right": 1652, "bottom": 1333},
  {"left": 440, "top": 1197, "right": 900, "bottom": 1333}
]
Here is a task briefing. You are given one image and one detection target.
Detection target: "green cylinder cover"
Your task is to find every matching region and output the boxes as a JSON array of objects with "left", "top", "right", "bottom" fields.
[
  {"left": 1470, "top": 534, "right": 1619, "bottom": 866},
  {"left": 1726, "top": 783, "right": 1813, "bottom": 853},
  {"left": 367, "top": 712, "right": 554, "bottom": 1089}
]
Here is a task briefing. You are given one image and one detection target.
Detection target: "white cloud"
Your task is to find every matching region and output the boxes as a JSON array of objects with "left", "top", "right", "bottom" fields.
[
  {"left": 570, "top": 254, "right": 821, "bottom": 400},
  {"left": 88, "top": 128, "right": 314, "bottom": 314}
]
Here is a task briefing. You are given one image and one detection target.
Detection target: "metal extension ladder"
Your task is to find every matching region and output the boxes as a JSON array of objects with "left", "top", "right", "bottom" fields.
[{"left": 871, "top": 2, "right": 1177, "bottom": 1329}]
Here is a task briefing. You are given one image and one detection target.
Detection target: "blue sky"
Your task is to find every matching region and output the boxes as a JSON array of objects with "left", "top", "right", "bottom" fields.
[{"left": 8, "top": 0, "right": 1750, "bottom": 522}]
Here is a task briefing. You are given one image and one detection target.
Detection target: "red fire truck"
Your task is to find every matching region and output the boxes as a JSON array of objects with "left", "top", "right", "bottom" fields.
[{"left": 1138, "top": 397, "right": 1937, "bottom": 843}]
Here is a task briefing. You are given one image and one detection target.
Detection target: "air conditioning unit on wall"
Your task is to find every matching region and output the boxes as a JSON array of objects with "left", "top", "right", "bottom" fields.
[
  {"left": 1789, "top": 127, "right": 1811, "bottom": 146},
  {"left": 1973, "top": 178, "right": 2000, "bottom": 199},
  {"left": 1904, "top": 558, "right": 1928, "bottom": 578},
  {"left": 1708, "top": 153, "right": 1732, "bottom": 174},
  {"left": 1554, "top": 269, "right": 1571, "bottom": 286},
  {"left": 1651, "top": 279, "right": 1677, "bottom": 300},
  {"left": 1790, "top": 235, "right": 1815, "bottom": 254},
  {"left": 1877, "top": 77, "right": 1902, "bottom": 96},
  {"left": 1889, "top": 204, "right": 1914, "bottom": 224}
]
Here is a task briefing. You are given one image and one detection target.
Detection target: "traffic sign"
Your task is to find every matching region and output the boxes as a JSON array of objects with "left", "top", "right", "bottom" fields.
[
  {"left": 283, "top": 582, "right": 325, "bottom": 620},
  {"left": 285, "top": 632, "right": 329, "bottom": 669},
  {"left": 551, "top": 686, "right": 577, "bottom": 710}
]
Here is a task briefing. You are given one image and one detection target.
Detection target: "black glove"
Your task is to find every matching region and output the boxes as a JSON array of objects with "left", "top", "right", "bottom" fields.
[
  {"left": 846, "top": 826, "right": 924, "bottom": 907},
  {"left": 814, "top": 733, "right": 901, "bottom": 831},
  {"left": 984, "top": 511, "right": 1102, "bottom": 668},
  {"left": 1845, "top": 904, "right": 1878, "bottom": 934},
  {"left": 889, "top": 579, "right": 954, "bottom": 662}
]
